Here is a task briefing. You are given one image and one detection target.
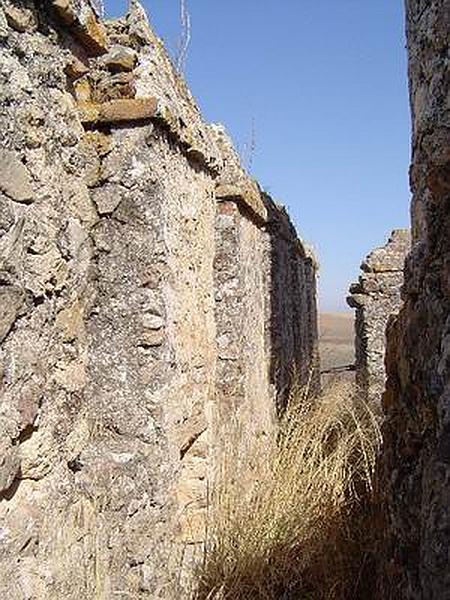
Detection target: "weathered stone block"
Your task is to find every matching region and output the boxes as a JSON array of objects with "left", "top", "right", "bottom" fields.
[
  {"left": 216, "top": 181, "right": 268, "bottom": 223},
  {"left": 0, "top": 286, "right": 24, "bottom": 342},
  {"left": 95, "top": 72, "right": 136, "bottom": 102},
  {"left": 91, "top": 183, "right": 122, "bottom": 214},
  {"left": 0, "top": 149, "right": 33, "bottom": 203},
  {"left": 142, "top": 313, "right": 164, "bottom": 330},
  {"left": 100, "top": 44, "right": 137, "bottom": 72},
  {"left": 138, "top": 328, "right": 165, "bottom": 347},
  {"left": 52, "top": 0, "right": 108, "bottom": 56},
  {"left": 0, "top": 441, "right": 20, "bottom": 494},
  {"left": 65, "top": 55, "right": 90, "bottom": 79},
  {"left": 3, "top": 1, "right": 38, "bottom": 32},
  {"left": 78, "top": 97, "right": 158, "bottom": 124},
  {"left": 55, "top": 300, "right": 86, "bottom": 342}
]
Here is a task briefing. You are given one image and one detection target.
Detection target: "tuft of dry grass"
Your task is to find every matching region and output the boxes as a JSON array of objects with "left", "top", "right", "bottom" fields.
[{"left": 194, "top": 381, "right": 382, "bottom": 600}]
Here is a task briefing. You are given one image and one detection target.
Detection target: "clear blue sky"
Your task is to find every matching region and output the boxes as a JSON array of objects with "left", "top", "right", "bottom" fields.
[{"left": 105, "top": 1, "right": 411, "bottom": 312}]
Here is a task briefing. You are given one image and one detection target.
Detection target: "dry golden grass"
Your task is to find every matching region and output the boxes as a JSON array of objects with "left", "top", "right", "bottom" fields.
[{"left": 194, "top": 381, "right": 382, "bottom": 600}]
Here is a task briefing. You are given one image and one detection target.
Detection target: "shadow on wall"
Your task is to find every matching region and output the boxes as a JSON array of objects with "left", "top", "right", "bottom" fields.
[
  {"left": 213, "top": 186, "right": 320, "bottom": 430},
  {"left": 265, "top": 196, "right": 320, "bottom": 414}
]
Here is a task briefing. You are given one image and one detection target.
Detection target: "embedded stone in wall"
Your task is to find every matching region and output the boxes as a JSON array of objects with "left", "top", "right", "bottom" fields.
[
  {"left": 216, "top": 180, "right": 268, "bottom": 223},
  {"left": 347, "top": 229, "right": 410, "bottom": 407},
  {"left": 99, "top": 44, "right": 137, "bottom": 72},
  {"left": 0, "top": 149, "right": 34, "bottom": 204},
  {"left": 3, "top": 0, "right": 38, "bottom": 33},
  {"left": 78, "top": 97, "right": 158, "bottom": 124},
  {"left": 52, "top": 0, "right": 108, "bottom": 55}
]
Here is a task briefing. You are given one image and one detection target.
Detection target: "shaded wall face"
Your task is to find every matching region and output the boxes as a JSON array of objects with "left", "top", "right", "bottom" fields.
[
  {"left": 0, "top": 1, "right": 320, "bottom": 597},
  {"left": 380, "top": 1, "right": 450, "bottom": 598},
  {"left": 267, "top": 206, "right": 320, "bottom": 412},
  {"left": 213, "top": 197, "right": 319, "bottom": 436}
]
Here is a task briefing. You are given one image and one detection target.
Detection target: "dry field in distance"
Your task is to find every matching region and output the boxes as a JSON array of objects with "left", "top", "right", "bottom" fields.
[{"left": 319, "top": 313, "right": 355, "bottom": 380}]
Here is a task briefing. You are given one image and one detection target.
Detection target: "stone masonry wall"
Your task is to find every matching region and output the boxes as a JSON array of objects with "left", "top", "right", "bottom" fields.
[
  {"left": 267, "top": 200, "right": 320, "bottom": 410},
  {"left": 379, "top": 1, "right": 450, "bottom": 598},
  {"left": 0, "top": 1, "right": 319, "bottom": 598},
  {"left": 347, "top": 229, "right": 410, "bottom": 408}
]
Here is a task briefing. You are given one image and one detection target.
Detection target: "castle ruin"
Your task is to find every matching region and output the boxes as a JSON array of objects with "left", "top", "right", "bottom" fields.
[{"left": 0, "top": 0, "right": 449, "bottom": 598}]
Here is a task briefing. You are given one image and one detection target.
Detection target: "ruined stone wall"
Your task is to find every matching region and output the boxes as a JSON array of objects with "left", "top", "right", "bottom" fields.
[
  {"left": 0, "top": 1, "right": 319, "bottom": 598},
  {"left": 267, "top": 201, "right": 320, "bottom": 409},
  {"left": 379, "top": 1, "right": 450, "bottom": 598},
  {"left": 347, "top": 229, "right": 410, "bottom": 407}
]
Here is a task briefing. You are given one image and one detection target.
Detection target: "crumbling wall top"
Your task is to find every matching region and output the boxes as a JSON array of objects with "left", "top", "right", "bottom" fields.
[
  {"left": 361, "top": 229, "right": 411, "bottom": 273},
  {"left": 49, "top": 0, "right": 315, "bottom": 262}
]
